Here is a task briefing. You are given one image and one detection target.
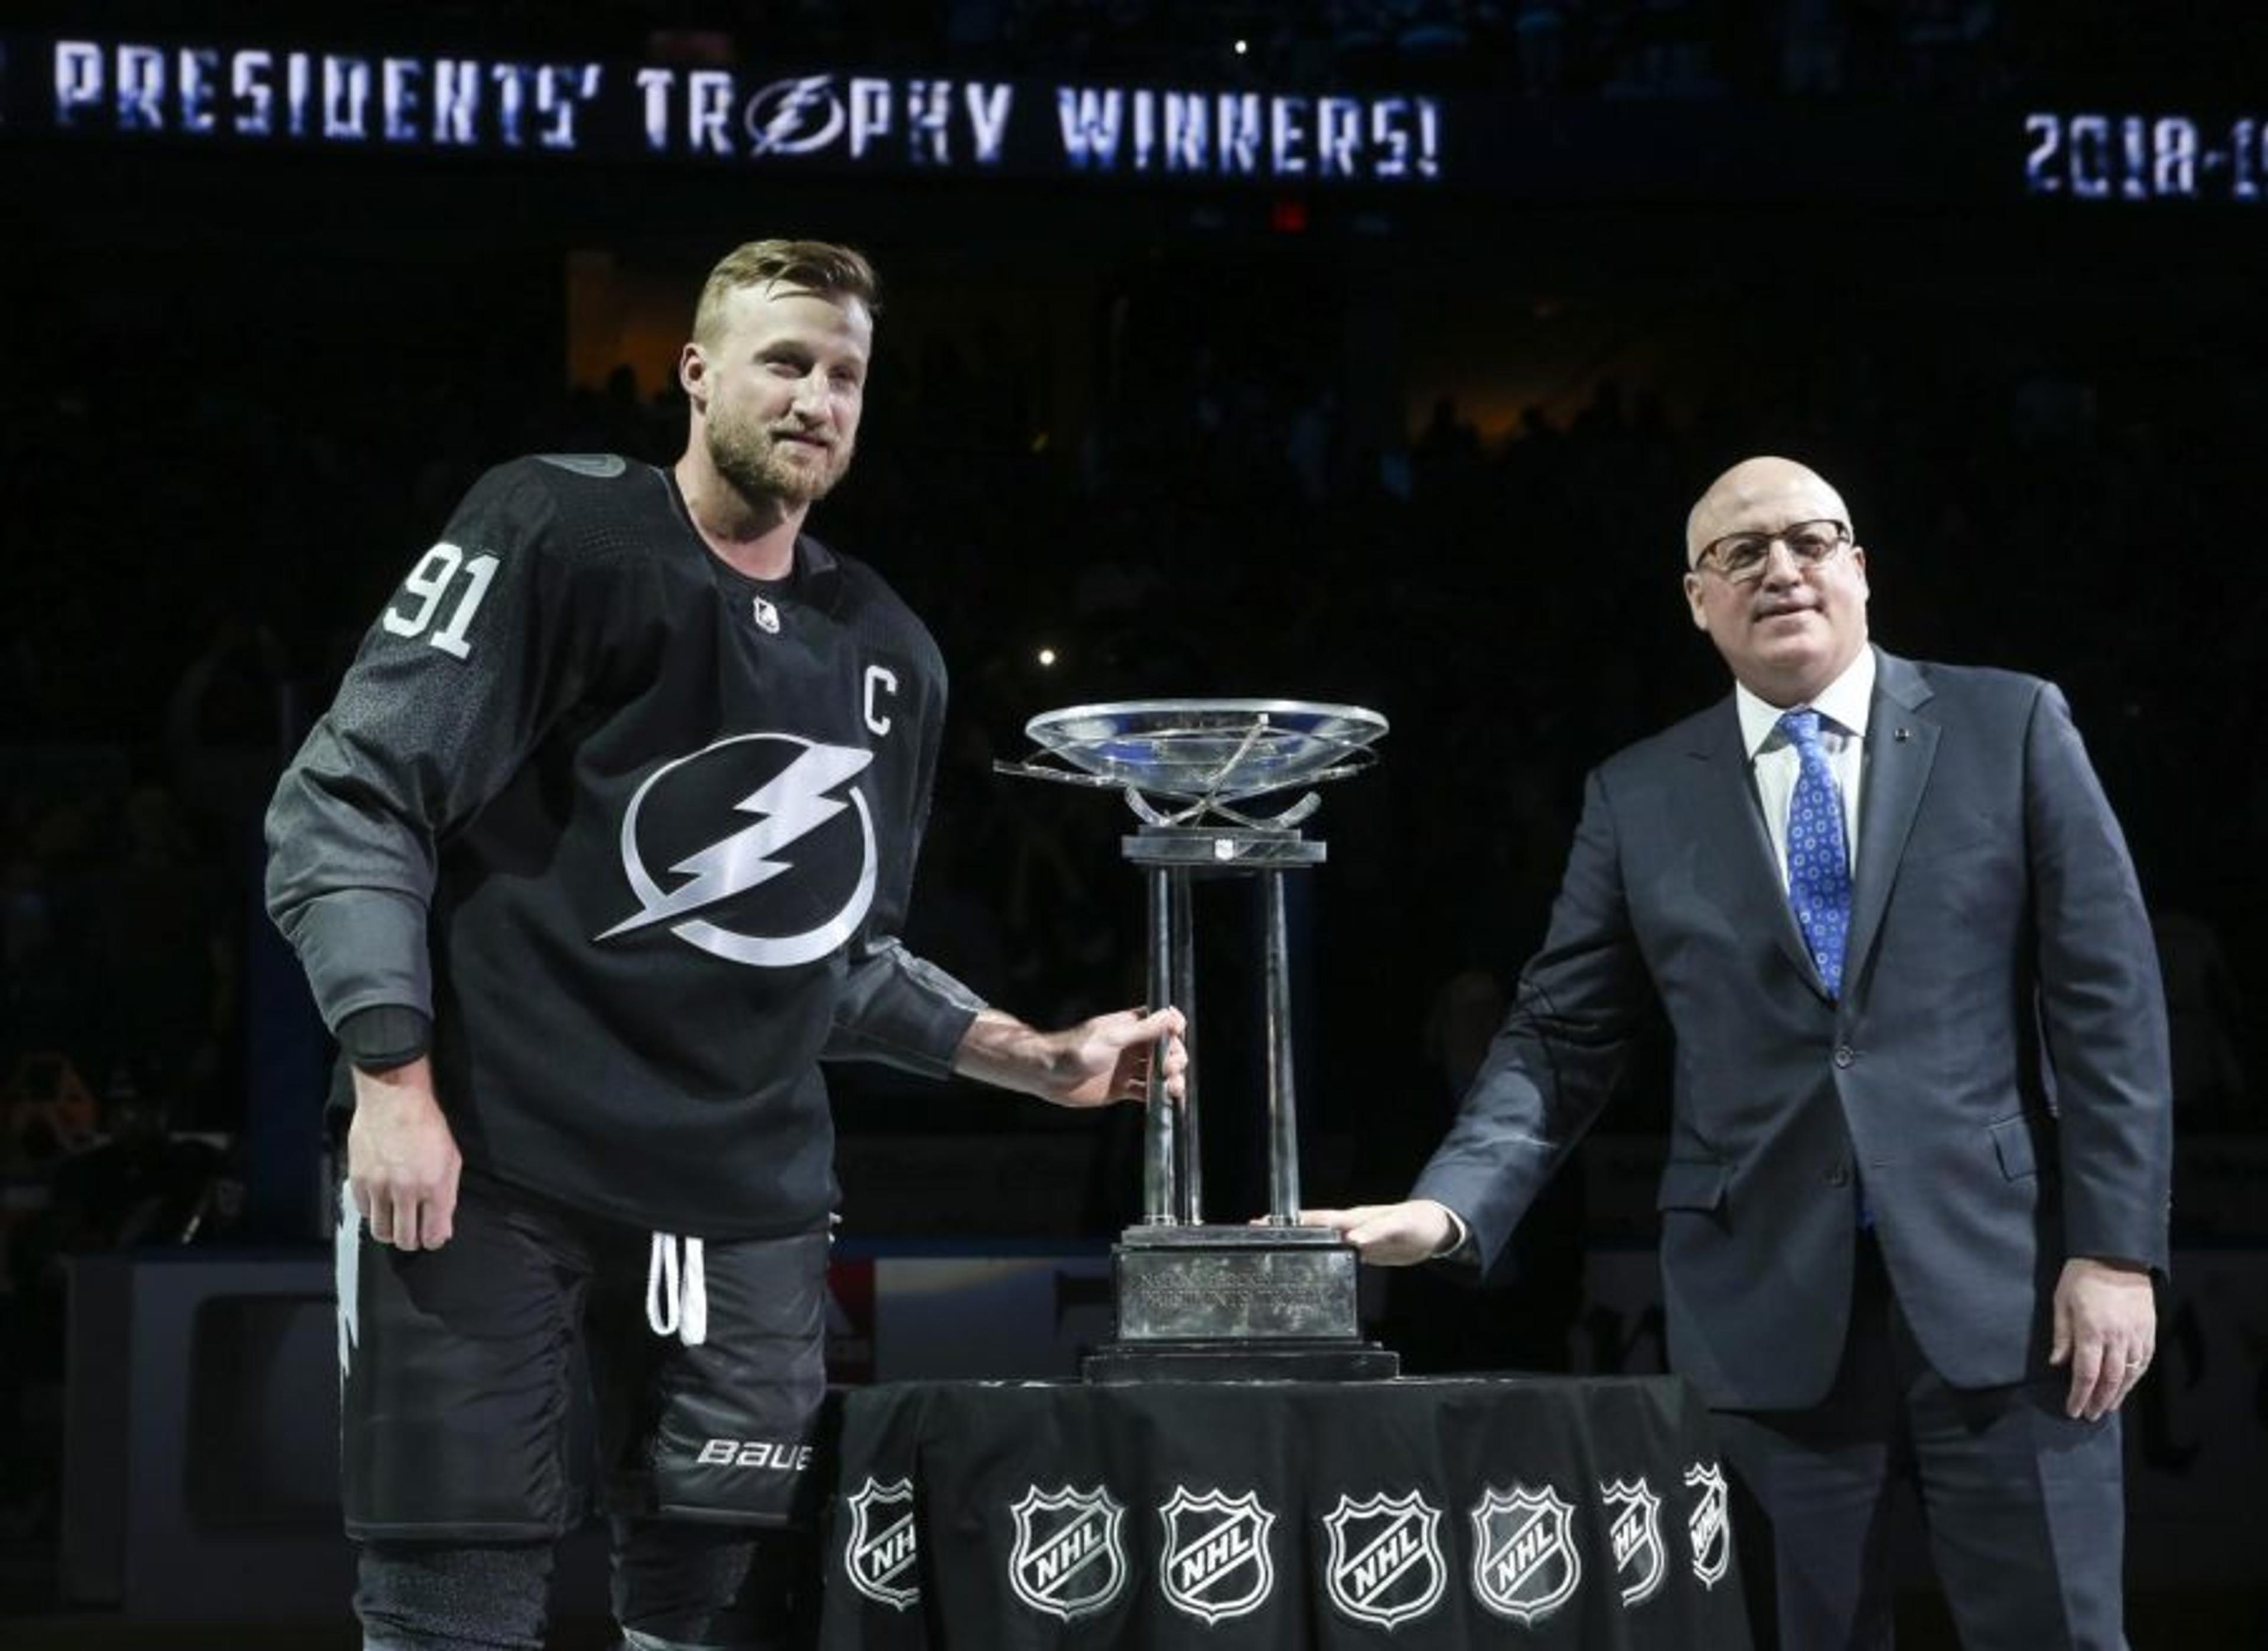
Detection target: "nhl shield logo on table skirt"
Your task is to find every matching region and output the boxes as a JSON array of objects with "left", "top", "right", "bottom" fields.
[
  {"left": 1158, "top": 1486, "right": 1278, "bottom": 1625},
  {"left": 842, "top": 1476, "right": 919, "bottom": 1611},
  {"left": 1008, "top": 1485, "right": 1128, "bottom": 1621},
  {"left": 1599, "top": 1477, "right": 1667, "bottom": 1607},
  {"left": 1322, "top": 1490, "right": 1446, "bottom": 1629},
  {"left": 1683, "top": 1461, "right": 1733, "bottom": 1588},
  {"left": 1470, "top": 1483, "right": 1582, "bottom": 1624}
]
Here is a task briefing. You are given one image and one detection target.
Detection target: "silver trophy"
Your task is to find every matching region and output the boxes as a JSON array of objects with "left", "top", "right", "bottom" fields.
[{"left": 1000, "top": 699, "right": 1399, "bottom": 1380}]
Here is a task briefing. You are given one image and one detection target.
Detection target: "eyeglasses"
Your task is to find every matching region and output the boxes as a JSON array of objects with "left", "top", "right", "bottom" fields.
[{"left": 1693, "top": 519, "right": 1853, "bottom": 585}]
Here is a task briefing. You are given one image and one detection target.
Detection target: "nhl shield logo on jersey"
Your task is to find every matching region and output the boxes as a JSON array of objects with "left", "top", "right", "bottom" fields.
[
  {"left": 841, "top": 1477, "right": 919, "bottom": 1611},
  {"left": 1007, "top": 1485, "right": 1128, "bottom": 1622},
  {"left": 599, "top": 732, "right": 878, "bottom": 969},
  {"left": 1469, "top": 1483, "right": 1583, "bottom": 1624},
  {"left": 1683, "top": 1461, "right": 1733, "bottom": 1588},
  {"left": 1158, "top": 1486, "right": 1278, "bottom": 1625},
  {"left": 1600, "top": 1477, "right": 1667, "bottom": 1607},
  {"left": 1321, "top": 1490, "right": 1446, "bottom": 1629}
]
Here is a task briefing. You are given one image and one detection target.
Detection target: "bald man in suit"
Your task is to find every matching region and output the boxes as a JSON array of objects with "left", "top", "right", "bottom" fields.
[{"left": 1311, "top": 458, "right": 2171, "bottom": 1649}]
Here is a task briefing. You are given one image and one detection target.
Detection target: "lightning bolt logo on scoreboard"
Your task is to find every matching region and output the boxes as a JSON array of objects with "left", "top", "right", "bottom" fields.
[{"left": 744, "top": 75, "right": 847, "bottom": 155}]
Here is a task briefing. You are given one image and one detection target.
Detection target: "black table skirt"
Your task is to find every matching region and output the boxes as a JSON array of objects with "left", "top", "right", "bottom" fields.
[{"left": 817, "top": 1375, "right": 1752, "bottom": 1649}]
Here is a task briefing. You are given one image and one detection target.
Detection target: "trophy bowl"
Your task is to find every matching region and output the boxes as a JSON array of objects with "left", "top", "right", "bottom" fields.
[{"left": 1023, "top": 699, "right": 1388, "bottom": 805}]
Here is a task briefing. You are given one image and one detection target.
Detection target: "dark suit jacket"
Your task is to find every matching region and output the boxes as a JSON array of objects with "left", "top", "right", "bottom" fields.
[{"left": 1415, "top": 649, "right": 2172, "bottom": 1409}]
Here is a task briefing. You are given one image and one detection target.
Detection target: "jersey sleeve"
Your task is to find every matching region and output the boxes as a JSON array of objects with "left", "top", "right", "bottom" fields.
[
  {"left": 263, "top": 461, "right": 584, "bottom": 1033},
  {"left": 822, "top": 618, "right": 983, "bottom": 1076}
]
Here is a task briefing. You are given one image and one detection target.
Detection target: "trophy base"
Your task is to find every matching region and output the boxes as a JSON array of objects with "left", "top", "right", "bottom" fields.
[
  {"left": 1083, "top": 1338, "right": 1400, "bottom": 1383},
  {"left": 1107, "top": 1222, "right": 1371, "bottom": 1340}
]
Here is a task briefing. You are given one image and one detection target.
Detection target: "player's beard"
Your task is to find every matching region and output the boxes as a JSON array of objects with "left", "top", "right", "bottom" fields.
[{"left": 706, "top": 405, "right": 854, "bottom": 508}]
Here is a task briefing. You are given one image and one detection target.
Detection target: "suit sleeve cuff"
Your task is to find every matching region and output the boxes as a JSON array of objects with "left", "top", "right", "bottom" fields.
[{"left": 1432, "top": 1204, "right": 1475, "bottom": 1262}]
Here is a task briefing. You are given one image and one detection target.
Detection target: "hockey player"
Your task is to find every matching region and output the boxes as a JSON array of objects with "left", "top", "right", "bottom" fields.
[{"left": 266, "top": 239, "right": 1186, "bottom": 1650}]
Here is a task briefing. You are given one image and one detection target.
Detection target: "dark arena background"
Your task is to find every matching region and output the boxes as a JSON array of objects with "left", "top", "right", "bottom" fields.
[{"left": 4, "top": 2, "right": 2266, "bottom": 1645}]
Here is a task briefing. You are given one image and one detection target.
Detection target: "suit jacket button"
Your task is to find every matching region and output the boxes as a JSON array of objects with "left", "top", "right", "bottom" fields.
[
  {"left": 1827, "top": 1165, "right": 1852, "bottom": 1186},
  {"left": 1833, "top": 1044, "right": 1856, "bottom": 1068}
]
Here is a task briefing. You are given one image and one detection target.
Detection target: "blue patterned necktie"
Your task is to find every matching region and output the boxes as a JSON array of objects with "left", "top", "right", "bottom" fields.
[{"left": 1778, "top": 708, "right": 1852, "bottom": 997}]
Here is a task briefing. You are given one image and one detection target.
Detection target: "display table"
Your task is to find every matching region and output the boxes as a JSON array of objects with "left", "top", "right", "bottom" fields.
[{"left": 818, "top": 1375, "right": 1750, "bottom": 1649}]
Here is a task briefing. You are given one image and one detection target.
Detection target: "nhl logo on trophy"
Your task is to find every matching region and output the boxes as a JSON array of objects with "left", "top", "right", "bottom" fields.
[{"left": 999, "top": 699, "right": 1398, "bottom": 1380}]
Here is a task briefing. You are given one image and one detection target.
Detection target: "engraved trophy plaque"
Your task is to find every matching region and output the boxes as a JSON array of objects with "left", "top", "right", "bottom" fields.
[{"left": 1000, "top": 699, "right": 1399, "bottom": 1381}]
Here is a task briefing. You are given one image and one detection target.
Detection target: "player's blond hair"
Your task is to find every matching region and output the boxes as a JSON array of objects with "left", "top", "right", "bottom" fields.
[{"left": 691, "top": 239, "right": 880, "bottom": 345}]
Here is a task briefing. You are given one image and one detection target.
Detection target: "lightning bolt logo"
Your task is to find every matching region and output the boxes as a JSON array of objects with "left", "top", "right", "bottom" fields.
[
  {"left": 745, "top": 75, "right": 845, "bottom": 156},
  {"left": 602, "top": 734, "right": 879, "bottom": 969}
]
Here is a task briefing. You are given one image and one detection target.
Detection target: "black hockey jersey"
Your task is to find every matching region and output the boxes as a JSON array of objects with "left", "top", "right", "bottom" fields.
[{"left": 266, "top": 454, "right": 980, "bottom": 1235}]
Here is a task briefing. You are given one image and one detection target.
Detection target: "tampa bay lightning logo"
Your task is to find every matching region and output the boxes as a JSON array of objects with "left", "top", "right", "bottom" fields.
[
  {"left": 600, "top": 732, "right": 876, "bottom": 968},
  {"left": 744, "top": 75, "right": 846, "bottom": 155}
]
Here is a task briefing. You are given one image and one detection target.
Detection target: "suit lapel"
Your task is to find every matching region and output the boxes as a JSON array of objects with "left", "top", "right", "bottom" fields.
[
  {"left": 1846, "top": 650, "right": 1939, "bottom": 997},
  {"left": 1687, "top": 696, "right": 1826, "bottom": 995}
]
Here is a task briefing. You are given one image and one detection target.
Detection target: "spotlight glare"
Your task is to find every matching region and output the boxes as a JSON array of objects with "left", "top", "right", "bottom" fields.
[
  {"left": 1233, "top": 39, "right": 1249, "bottom": 56},
  {"left": 1037, "top": 647, "right": 1058, "bottom": 667}
]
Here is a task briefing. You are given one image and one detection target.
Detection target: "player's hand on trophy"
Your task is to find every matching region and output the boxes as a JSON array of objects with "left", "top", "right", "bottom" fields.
[
  {"left": 347, "top": 1057, "right": 464, "bottom": 1251},
  {"left": 1298, "top": 1200, "right": 1461, "bottom": 1266},
  {"left": 955, "top": 1005, "right": 1188, "bottom": 1108}
]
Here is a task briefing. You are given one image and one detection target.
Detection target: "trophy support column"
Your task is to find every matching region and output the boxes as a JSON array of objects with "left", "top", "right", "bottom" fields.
[{"left": 1093, "top": 826, "right": 1399, "bottom": 1383}]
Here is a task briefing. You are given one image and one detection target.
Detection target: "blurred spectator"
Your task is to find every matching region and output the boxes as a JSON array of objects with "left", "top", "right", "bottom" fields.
[{"left": 42, "top": 1070, "right": 230, "bottom": 1256}]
